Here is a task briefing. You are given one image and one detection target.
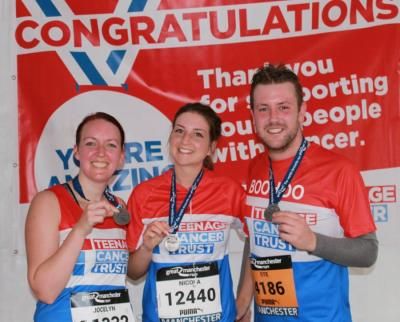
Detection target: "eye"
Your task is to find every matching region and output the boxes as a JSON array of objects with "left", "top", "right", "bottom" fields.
[
  {"left": 173, "top": 127, "right": 184, "bottom": 134},
  {"left": 256, "top": 105, "right": 268, "bottom": 112},
  {"left": 194, "top": 131, "right": 204, "bottom": 138},
  {"left": 279, "top": 105, "right": 290, "bottom": 111},
  {"left": 84, "top": 140, "right": 96, "bottom": 147},
  {"left": 106, "top": 142, "right": 118, "bottom": 149}
]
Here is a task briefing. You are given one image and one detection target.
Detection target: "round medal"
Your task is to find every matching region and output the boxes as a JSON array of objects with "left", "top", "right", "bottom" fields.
[
  {"left": 164, "top": 234, "right": 180, "bottom": 252},
  {"left": 264, "top": 204, "right": 280, "bottom": 221},
  {"left": 113, "top": 208, "right": 131, "bottom": 225}
]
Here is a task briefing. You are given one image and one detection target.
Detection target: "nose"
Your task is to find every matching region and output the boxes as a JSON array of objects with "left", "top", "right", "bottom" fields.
[
  {"left": 268, "top": 107, "right": 279, "bottom": 122},
  {"left": 181, "top": 132, "right": 191, "bottom": 144},
  {"left": 96, "top": 144, "right": 106, "bottom": 155}
]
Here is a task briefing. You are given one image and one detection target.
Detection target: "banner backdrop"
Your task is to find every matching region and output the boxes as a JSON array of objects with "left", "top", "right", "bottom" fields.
[
  {"left": 16, "top": 0, "right": 400, "bottom": 203},
  {"left": 15, "top": 0, "right": 400, "bottom": 320}
]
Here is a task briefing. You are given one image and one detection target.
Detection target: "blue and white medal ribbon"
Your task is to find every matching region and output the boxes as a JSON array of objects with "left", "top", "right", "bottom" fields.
[
  {"left": 265, "top": 138, "right": 308, "bottom": 221},
  {"left": 165, "top": 168, "right": 204, "bottom": 252},
  {"left": 72, "top": 176, "right": 130, "bottom": 225}
]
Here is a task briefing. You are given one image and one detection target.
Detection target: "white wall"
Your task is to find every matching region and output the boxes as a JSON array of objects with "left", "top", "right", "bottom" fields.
[{"left": 0, "top": 2, "right": 32, "bottom": 320}]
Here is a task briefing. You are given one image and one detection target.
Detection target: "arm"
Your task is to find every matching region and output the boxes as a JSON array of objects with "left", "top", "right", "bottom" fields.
[
  {"left": 127, "top": 221, "right": 169, "bottom": 280},
  {"left": 311, "top": 232, "right": 378, "bottom": 267},
  {"left": 25, "top": 190, "right": 117, "bottom": 304},
  {"left": 272, "top": 212, "right": 378, "bottom": 267},
  {"left": 236, "top": 238, "right": 253, "bottom": 321}
]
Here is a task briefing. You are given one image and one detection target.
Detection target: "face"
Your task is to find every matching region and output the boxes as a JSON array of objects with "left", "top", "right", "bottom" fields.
[
  {"left": 74, "top": 119, "right": 125, "bottom": 183},
  {"left": 169, "top": 112, "right": 215, "bottom": 171},
  {"left": 251, "top": 82, "right": 306, "bottom": 159}
]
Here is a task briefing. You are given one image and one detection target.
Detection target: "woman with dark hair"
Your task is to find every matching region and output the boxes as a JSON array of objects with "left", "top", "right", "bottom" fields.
[
  {"left": 127, "top": 102, "right": 246, "bottom": 322},
  {"left": 25, "top": 112, "right": 135, "bottom": 322}
]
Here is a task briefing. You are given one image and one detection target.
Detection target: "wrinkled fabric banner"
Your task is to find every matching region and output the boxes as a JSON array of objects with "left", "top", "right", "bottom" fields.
[{"left": 16, "top": 0, "right": 400, "bottom": 203}]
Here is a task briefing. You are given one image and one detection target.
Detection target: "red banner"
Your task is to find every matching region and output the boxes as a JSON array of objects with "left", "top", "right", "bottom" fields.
[{"left": 16, "top": 0, "right": 400, "bottom": 203}]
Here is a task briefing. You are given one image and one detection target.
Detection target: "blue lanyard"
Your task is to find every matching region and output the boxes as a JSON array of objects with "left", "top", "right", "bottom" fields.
[
  {"left": 269, "top": 138, "right": 308, "bottom": 205},
  {"left": 169, "top": 168, "right": 204, "bottom": 234},
  {"left": 72, "top": 176, "right": 122, "bottom": 209}
]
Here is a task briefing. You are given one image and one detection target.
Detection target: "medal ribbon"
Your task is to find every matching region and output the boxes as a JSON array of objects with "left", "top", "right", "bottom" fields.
[
  {"left": 72, "top": 176, "right": 122, "bottom": 209},
  {"left": 169, "top": 168, "right": 204, "bottom": 234},
  {"left": 269, "top": 138, "right": 308, "bottom": 206}
]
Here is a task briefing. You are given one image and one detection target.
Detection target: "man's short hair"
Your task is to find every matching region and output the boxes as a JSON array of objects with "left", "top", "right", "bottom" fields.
[{"left": 250, "top": 63, "right": 304, "bottom": 109}]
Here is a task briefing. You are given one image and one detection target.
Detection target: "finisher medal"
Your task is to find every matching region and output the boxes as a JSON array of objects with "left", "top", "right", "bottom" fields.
[
  {"left": 113, "top": 208, "right": 131, "bottom": 225},
  {"left": 72, "top": 177, "right": 131, "bottom": 225},
  {"left": 164, "top": 234, "right": 180, "bottom": 252},
  {"left": 264, "top": 204, "right": 280, "bottom": 221}
]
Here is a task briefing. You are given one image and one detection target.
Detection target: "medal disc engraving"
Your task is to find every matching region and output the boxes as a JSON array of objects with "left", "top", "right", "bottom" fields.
[
  {"left": 164, "top": 234, "right": 180, "bottom": 252},
  {"left": 113, "top": 208, "right": 131, "bottom": 225},
  {"left": 264, "top": 204, "right": 280, "bottom": 221}
]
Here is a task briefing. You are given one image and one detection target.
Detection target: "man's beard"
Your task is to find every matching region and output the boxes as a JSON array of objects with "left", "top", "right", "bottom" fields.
[{"left": 263, "top": 124, "right": 302, "bottom": 153}]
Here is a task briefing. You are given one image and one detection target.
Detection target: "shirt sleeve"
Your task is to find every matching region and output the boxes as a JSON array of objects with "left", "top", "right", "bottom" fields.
[
  {"left": 336, "top": 162, "right": 376, "bottom": 238},
  {"left": 228, "top": 179, "right": 249, "bottom": 238},
  {"left": 126, "top": 188, "right": 145, "bottom": 252}
]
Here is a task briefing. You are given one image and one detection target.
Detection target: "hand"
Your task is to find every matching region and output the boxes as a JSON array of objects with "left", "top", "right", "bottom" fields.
[
  {"left": 142, "top": 221, "right": 170, "bottom": 252},
  {"left": 76, "top": 200, "right": 118, "bottom": 236},
  {"left": 236, "top": 252, "right": 253, "bottom": 322},
  {"left": 272, "top": 211, "right": 316, "bottom": 252},
  {"left": 236, "top": 297, "right": 251, "bottom": 322}
]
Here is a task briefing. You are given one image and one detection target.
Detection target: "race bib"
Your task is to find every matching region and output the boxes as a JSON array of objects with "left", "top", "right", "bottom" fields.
[
  {"left": 251, "top": 255, "right": 299, "bottom": 317},
  {"left": 70, "top": 289, "right": 135, "bottom": 322},
  {"left": 156, "top": 262, "right": 222, "bottom": 321}
]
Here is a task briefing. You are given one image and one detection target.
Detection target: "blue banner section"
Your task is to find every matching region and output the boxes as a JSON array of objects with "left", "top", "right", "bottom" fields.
[
  {"left": 37, "top": 0, "right": 61, "bottom": 17},
  {"left": 107, "top": 50, "right": 127, "bottom": 75},
  {"left": 70, "top": 52, "right": 107, "bottom": 85},
  {"left": 128, "top": 0, "right": 148, "bottom": 12}
]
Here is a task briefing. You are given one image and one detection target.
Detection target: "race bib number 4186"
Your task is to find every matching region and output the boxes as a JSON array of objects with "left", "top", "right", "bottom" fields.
[{"left": 251, "top": 255, "right": 298, "bottom": 317}]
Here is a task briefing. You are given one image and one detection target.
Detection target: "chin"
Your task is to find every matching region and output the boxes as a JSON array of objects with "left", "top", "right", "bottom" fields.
[
  {"left": 91, "top": 173, "right": 113, "bottom": 182},
  {"left": 174, "top": 161, "right": 203, "bottom": 169},
  {"left": 266, "top": 142, "right": 292, "bottom": 153}
]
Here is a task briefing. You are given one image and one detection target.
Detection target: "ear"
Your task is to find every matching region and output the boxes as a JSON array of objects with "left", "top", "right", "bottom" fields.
[
  {"left": 298, "top": 102, "right": 307, "bottom": 126},
  {"left": 73, "top": 145, "right": 80, "bottom": 161},
  {"left": 118, "top": 149, "right": 125, "bottom": 168},
  {"left": 208, "top": 141, "right": 217, "bottom": 156}
]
